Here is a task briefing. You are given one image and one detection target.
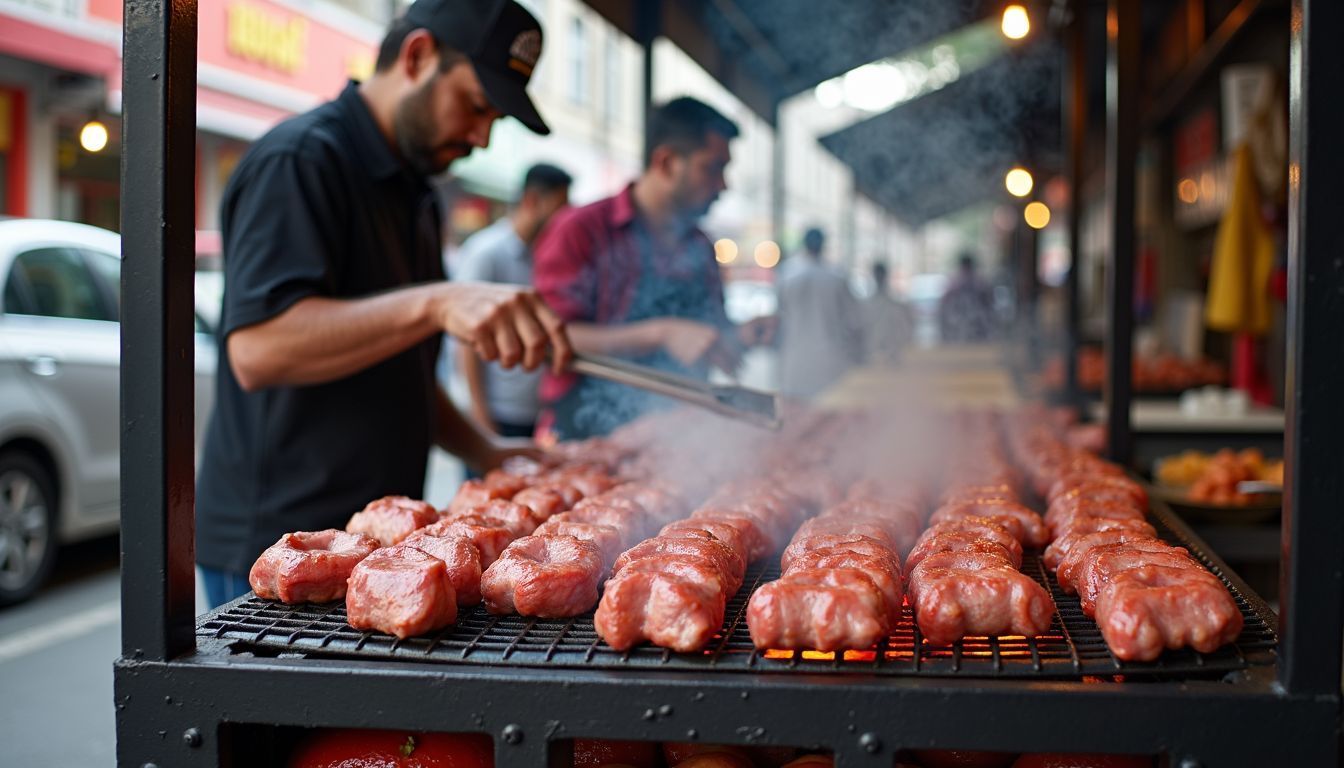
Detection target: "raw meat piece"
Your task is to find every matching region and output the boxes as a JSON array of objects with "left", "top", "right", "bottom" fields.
[
  {"left": 907, "top": 551, "right": 1053, "bottom": 645},
  {"left": 793, "top": 517, "right": 902, "bottom": 555},
  {"left": 402, "top": 531, "right": 484, "bottom": 605},
  {"left": 613, "top": 534, "right": 745, "bottom": 589},
  {"left": 1096, "top": 565, "right": 1243, "bottom": 661},
  {"left": 908, "top": 518, "right": 1023, "bottom": 569},
  {"left": 345, "top": 545, "right": 457, "bottom": 639},
  {"left": 905, "top": 531, "right": 1022, "bottom": 576},
  {"left": 659, "top": 519, "right": 751, "bottom": 562},
  {"left": 550, "top": 499, "right": 653, "bottom": 547},
  {"left": 532, "top": 519, "right": 624, "bottom": 567},
  {"left": 780, "top": 534, "right": 893, "bottom": 574},
  {"left": 689, "top": 508, "right": 780, "bottom": 556},
  {"left": 480, "top": 535, "right": 604, "bottom": 617},
  {"left": 249, "top": 529, "right": 379, "bottom": 604},
  {"left": 511, "top": 486, "right": 573, "bottom": 523},
  {"left": 1046, "top": 474, "right": 1148, "bottom": 508},
  {"left": 928, "top": 500, "right": 1049, "bottom": 548},
  {"left": 418, "top": 518, "right": 514, "bottom": 568},
  {"left": 1066, "top": 542, "right": 1204, "bottom": 613},
  {"left": 1041, "top": 519, "right": 1159, "bottom": 571},
  {"left": 447, "top": 474, "right": 529, "bottom": 515},
  {"left": 1045, "top": 497, "right": 1147, "bottom": 538},
  {"left": 442, "top": 500, "right": 537, "bottom": 538},
  {"left": 344, "top": 496, "right": 438, "bottom": 547},
  {"left": 747, "top": 568, "right": 890, "bottom": 651},
  {"left": 781, "top": 548, "right": 903, "bottom": 623},
  {"left": 594, "top": 568, "right": 727, "bottom": 652}
]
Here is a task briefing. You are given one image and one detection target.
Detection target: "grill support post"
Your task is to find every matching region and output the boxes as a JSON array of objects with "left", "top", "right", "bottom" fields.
[
  {"left": 1279, "top": 0, "right": 1344, "bottom": 696},
  {"left": 1063, "top": 0, "right": 1087, "bottom": 408},
  {"left": 1103, "top": 0, "right": 1137, "bottom": 466},
  {"left": 117, "top": 0, "right": 197, "bottom": 663}
]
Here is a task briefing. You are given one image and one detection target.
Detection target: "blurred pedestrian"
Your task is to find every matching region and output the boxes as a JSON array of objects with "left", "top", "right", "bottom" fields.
[
  {"left": 533, "top": 97, "right": 771, "bottom": 439},
  {"left": 863, "top": 261, "right": 914, "bottom": 365},
  {"left": 938, "top": 253, "right": 996, "bottom": 343},
  {"left": 776, "top": 227, "right": 862, "bottom": 398},
  {"left": 456, "top": 163, "right": 573, "bottom": 439}
]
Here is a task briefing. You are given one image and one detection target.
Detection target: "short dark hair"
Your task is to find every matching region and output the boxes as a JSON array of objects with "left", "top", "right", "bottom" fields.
[
  {"left": 645, "top": 97, "right": 739, "bottom": 166},
  {"left": 522, "top": 163, "right": 573, "bottom": 195},
  {"left": 375, "top": 17, "right": 466, "bottom": 73},
  {"left": 803, "top": 227, "right": 825, "bottom": 254},
  {"left": 872, "top": 261, "right": 889, "bottom": 282}
]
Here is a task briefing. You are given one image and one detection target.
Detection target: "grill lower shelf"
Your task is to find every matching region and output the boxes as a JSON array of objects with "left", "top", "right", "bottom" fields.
[{"left": 200, "top": 515, "right": 1277, "bottom": 680}]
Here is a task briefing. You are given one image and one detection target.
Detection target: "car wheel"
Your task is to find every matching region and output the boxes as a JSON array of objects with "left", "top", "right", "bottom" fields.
[{"left": 0, "top": 451, "right": 59, "bottom": 606}]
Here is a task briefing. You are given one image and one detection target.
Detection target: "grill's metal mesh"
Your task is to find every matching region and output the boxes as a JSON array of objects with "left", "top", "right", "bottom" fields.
[{"left": 199, "top": 514, "right": 1276, "bottom": 679}]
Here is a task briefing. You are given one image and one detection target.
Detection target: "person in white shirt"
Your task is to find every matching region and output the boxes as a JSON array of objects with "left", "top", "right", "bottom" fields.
[
  {"left": 455, "top": 163, "right": 572, "bottom": 437},
  {"left": 775, "top": 227, "right": 863, "bottom": 398}
]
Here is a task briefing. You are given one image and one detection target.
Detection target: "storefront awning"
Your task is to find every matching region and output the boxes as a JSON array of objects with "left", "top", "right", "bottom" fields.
[
  {"left": 580, "top": 0, "right": 1002, "bottom": 122},
  {"left": 818, "top": 43, "right": 1061, "bottom": 226}
]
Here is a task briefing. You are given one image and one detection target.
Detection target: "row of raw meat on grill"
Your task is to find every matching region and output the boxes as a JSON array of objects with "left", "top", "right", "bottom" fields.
[{"left": 246, "top": 406, "right": 1244, "bottom": 662}]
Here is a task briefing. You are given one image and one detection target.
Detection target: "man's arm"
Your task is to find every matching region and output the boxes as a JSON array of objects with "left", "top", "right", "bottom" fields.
[
  {"left": 457, "top": 342, "right": 496, "bottom": 432},
  {"left": 228, "top": 281, "right": 570, "bottom": 392},
  {"left": 432, "top": 385, "right": 531, "bottom": 473}
]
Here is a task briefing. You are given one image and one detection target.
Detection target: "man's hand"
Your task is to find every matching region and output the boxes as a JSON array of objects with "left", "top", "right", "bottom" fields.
[{"left": 435, "top": 282, "right": 572, "bottom": 374}]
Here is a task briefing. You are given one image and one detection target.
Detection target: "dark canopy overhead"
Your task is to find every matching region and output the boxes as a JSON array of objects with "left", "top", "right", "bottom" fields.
[
  {"left": 581, "top": 0, "right": 999, "bottom": 122},
  {"left": 819, "top": 42, "right": 1061, "bottom": 226}
]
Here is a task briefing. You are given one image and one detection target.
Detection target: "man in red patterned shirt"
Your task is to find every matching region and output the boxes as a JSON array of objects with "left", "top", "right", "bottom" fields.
[{"left": 533, "top": 97, "right": 772, "bottom": 439}]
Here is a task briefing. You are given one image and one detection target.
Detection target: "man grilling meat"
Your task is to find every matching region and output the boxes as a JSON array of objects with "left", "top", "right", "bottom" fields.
[
  {"left": 195, "top": 0, "right": 572, "bottom": 608},
  {"left": 532, "top": 97, "right": 775, "bottom": 440}
]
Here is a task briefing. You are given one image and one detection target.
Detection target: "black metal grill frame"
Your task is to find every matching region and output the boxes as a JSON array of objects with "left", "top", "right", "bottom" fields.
[
  {"left": 114, "top": 0, "right": 1344, "bottom": 765},
  {"left": 199, "top": 507, "right": 1277, "bottom": 680}
]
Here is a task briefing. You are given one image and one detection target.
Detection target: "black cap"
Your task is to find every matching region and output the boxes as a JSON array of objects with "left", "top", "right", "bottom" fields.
[{"left": 403, "top": 0, "right": 550, "bottom": 135}]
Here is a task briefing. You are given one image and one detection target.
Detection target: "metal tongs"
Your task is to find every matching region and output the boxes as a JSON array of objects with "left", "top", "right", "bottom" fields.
[{"left": 567, "top": 352, "right": 781, "bottom": 430}]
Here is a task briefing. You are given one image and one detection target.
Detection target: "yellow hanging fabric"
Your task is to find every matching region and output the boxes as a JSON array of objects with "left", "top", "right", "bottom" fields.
[{"left": 1205, "top": 143, "right": 1274, "bottom": 335}]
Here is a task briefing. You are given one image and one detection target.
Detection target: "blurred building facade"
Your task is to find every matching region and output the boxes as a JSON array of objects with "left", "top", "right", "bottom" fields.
[{"left": 0, "top": 0, "right": 914, "bottom": 283}]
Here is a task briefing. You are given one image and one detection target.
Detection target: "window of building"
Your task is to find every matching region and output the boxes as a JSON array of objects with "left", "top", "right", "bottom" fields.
[
  {"left": 568, "top": 16, "right": 589, "bottom": 106},
  {"left": 602, "top": 35, "right": 620, "bottom": 121}
]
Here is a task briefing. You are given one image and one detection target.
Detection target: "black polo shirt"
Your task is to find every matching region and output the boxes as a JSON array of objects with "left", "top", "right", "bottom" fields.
[{"left": 196, "top": 82, "right": 445, "bottom": 573}]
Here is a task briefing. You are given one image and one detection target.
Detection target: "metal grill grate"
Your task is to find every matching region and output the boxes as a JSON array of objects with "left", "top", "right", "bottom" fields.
[{"left": 199, "top": 514, "right": 1276, "bottom": 680}]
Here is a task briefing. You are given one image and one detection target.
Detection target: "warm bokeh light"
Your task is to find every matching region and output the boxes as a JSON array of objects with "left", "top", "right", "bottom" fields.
[
  {"left": 1199, "top": 170, "right": 1216, "bottom": 200},
  {"left": 1177, "top": 178, "right": 1199, "bottom": 203},
  {"left": 1005, "top": 167, "right": 1034, "bottom": 198},
  {"left": 714, "top": 238, "right": 738, "bottom": 264},
  {"left": 1024, "top": 201, "right": 1051, "bottom": 229},
  {"left": 754, "top": 240, "right": 781, "bottom": 269},
  {"left": 1002, "top": 4, "right": 1030, "bottom": 39},
  {"left": 79, "top": 120, "right": 109, "bottom": 153}
]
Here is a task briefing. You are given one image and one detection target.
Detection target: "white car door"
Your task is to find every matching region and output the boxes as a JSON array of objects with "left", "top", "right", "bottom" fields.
[{"left": 3, "top": 246, "right": 121, "bottom": 526}]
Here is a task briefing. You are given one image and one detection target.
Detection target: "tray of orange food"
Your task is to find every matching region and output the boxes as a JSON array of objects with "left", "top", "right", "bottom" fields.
[{"left": 1152, "top": 448, "right": 1283, "bottom": 523}]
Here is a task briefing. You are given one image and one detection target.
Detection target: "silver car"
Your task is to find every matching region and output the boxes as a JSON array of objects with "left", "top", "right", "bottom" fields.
[{"left": 0, "top": 218, "right": 216, "bottom": 604}]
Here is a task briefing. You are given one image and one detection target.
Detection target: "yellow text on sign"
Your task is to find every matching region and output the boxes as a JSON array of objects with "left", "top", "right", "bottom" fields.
[{"left": 227, "top": 2, "right": 308, "bottom": 75}]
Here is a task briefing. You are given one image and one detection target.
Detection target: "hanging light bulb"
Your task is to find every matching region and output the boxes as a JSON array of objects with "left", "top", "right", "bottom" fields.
[
  {"left": 754, "top": 241, "right": 781, "bottom": 269},
  {"left": 1005, "top": 167, "right": 1034, "bottom": 198},
  {"left": 80, "top": 118, "right": 109, "bottom": 153},
  {"left": 1024, "top": 201, "right": 1051, "bottom": 229},
  {"left": 1002, "top": 4, "right": 1030, "bottom": 40}
]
